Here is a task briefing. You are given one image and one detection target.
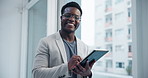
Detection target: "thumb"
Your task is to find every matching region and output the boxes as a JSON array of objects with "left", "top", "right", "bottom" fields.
[{"left": 85, "top": 61, "right": 90, "bottom": 70}]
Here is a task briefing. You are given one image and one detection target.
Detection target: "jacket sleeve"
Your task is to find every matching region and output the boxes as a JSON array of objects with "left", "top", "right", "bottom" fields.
[{"left": 32, "top": 38, "right": 69, "bottom": 78}]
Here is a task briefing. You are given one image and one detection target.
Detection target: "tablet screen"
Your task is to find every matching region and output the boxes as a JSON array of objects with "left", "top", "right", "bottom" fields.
[{"left": 80, "top": 49, "right": 109, "bottom": 67}]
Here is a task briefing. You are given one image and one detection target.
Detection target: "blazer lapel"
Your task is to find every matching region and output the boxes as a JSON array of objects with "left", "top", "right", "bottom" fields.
[
  {"left": 76, "top": 38, "right": 85, "bottom": 59},
  {"left": 55, "top": 32, "right": 67, "bottom": 63}
]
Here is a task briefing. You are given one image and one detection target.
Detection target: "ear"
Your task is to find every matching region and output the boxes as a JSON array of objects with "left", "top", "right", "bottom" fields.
[{"left": 79, "top": 19, "right": 81, "bottom": 22}]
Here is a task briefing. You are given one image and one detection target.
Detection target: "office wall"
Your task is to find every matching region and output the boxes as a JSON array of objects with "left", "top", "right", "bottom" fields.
[{"left": 0, "top": 0, "right": 22, "bottom": 78}]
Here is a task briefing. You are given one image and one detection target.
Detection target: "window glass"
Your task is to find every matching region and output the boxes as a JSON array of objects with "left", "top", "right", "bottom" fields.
[
  {"left": 105, "top": 0, "right": 112, "bottom": 12},
  {"left": 66, "top": 0, "right": 133, "bottom": 77},
  {"left": 128, "top": 25, "right": 132, "bottom": 40},
  {"left": 106, "top": 60, "right": 113, "bottom": 68},
  {"left": 105, "top": 29, "right": 112, "bottom": 42},
  {"left": 116, "top": 62, "right": 125, "bottom": 68},
  {"left": 115, "top": 45, "right": 124, "bottom": 52},
  {"left": 128, "top": 8, "right": 132, "bottom": 22},
  {"left": 115, "top": 29, "right": 124, "bottom": 39},
  {"left": 127, "top": 0, "right": 131, "bottom": 6},
  {"left": 115, "top": 12, "right": 124, "bottom": 22},
  {"left": 105, "top": 14, "right": 112, "bottom": 26},
  {"left": 27, "top": 0, "right": 47, "bottom": 78},
  {"left": 81, "top": 0, "right": 133, "bottom": 78}
]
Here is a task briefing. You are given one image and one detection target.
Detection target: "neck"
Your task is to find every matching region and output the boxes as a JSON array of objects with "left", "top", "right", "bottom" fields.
[{"left": 59, "top": 30, "right": 76, "bottom": 42}]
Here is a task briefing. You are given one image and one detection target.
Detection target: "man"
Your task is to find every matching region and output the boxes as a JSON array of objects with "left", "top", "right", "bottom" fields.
[{"left": 32, "top": 2, "right": 94, "bottom": 78}]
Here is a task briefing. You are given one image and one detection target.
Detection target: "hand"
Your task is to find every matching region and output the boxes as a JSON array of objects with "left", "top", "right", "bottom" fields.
[
  {"left": 72, "top": 60, "right": 95, "bottom": 76},
  {"left": 89, "top": 59, "right": 96, "bottom": 68},
  {"left": 68, "top": 55, "right": 82, "bottom": 70}
]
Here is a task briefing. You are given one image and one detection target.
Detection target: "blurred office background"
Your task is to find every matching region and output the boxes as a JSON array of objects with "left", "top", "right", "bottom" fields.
[{"left": 0, "top": 0, "right": 148, "bottom": 78}]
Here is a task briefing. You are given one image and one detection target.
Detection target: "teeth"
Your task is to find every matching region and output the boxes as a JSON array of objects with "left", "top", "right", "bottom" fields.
[
  {"left": 68, "top": 24, "right": 73, "bottom": 25},
  {"left": 67, "top": 23, "right": 74, "bottom": 25}
]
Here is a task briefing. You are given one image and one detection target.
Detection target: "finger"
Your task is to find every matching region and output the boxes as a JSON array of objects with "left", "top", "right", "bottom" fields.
[
  {"left": 71, "top": 55, "right": 79, "bottom": 59},
  {"left": 75, "top": 55, "right": 82, "bottom": 62},
  {"left": 72, "top": 55, "right": 81, "bottom": 61},
  {"left": 72, "top": 66, "right": 83, "bottom": 74},
  {"left": 72, "top": 69, "right": 79, "bottom": 74},
  {"left": 72, "top": 70, "right": 83, "bottom": 76},
  {"left": 89, "top": 60, "right": 96, "bottom": 68},
  {"left": 78, "top": 56, "right": 82, "bottom": 61},
  {"left": 85, "top": 61, "right": 90, "bottom": 70},
  {"left": 70, "top": 58, "right": 80, "bottom": 64},
  {"left": 77, "top": 63, "right": 85, "bottom": 72},
  {"left": 68, "top": 59, "right": 79, "bottom": 70}
]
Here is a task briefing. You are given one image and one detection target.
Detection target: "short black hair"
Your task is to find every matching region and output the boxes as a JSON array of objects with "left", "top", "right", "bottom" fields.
[{"left": 61, "top": 2, "right": 82, "bottom": 16}]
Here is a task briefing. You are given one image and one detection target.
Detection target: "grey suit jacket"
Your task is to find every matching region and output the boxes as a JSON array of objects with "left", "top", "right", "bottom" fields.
[{"left": 32, "top": 32, "right": 91, "bottom": 78}]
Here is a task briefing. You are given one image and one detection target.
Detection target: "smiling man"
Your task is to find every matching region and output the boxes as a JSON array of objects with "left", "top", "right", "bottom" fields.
[{"left": 32, "top": 2, "right": 94, "bottom": 78}]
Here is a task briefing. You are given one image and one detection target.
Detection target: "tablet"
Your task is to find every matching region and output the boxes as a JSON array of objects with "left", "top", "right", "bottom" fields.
[{"left": 80, "top": 49, "right": 109, "bottom": 67}]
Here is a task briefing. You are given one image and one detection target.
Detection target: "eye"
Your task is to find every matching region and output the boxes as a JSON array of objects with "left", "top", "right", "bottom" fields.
[
  {"left": 62, "top": 13, "right": 81, "bottom": 20},
  {"left": 63, "top": 14, "right": 71, "bottom": 18},
  {"left": 75, "top": 16, "right": 80, "bottom": 20}
]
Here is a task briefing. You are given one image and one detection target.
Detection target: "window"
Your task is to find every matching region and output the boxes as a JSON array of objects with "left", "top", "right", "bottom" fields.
[
  {"left": 106, "top": 60, "right": 113, "bottom": 68},
  {"left": 19, "top": 0, "right": 148, "bottom": 78},
  {"left": 106, "top": 44, "right": 113, "bottom": 52},
  {"left": 96, "top": 61, "right": 103, "bottom": 66},
  {"left": 128, "top": 8, "right": 132, "bottom": 22},
  {"left": 128, "top": 60, "right": 132, "bottom": 67},
  {"left": 27, "top": 0, "right": 47, "bottom": 78},
  {"left": 105, "top": 44, "right": 112, "bottom": 57},
  {"left": 115, "top": 12, "right": 124, "bottom": 22},
  {"left": 116, "top": 62, "right": 125, "bottom": 68},
  {"left": 128, "top": 8, "right": 131, "bottom": 17},
  {"left": 96, "top": 19, "right": 103, "bottom": 28},
  {"left": 128, "top": 26, "right": 131, "bottom": 35},
  {"left": 105, "top": 14, "right": 112, "bottom": 26},
  {"left": 128, "top": 43, "right": 132, "bottom": 58},
  {"left": 115, "top": 0, "right": 124, "bottom": 4},
  {"left": 105, "top": 0, "right": 112, "bottom": 12},
  {"left": 115, "top": 45, "right": 124, "bottom": 52},
  {"left": 127, "top": 0, "right": 131, "bottom": 6},
  {"left": 128, "top": 44, "right": 132, "bottom": 52},
  {"left": 115, "top": 29, "right": 124, "bottom": 38},
  {"left": 115, "top": 29, "right": 125, "bottom": 41},
  {"left": 65, "top": 0, "right": 133, "bottom": 77},
  {"left": 105, "top": 29, "right": 112, "bottom": 42},
  {"left": 128, "top": 25, "right": 132, "bottom": 40}
]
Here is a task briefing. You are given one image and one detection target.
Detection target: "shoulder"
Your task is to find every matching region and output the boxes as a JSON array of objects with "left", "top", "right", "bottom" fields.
[
  {"left": 76, "top": 38, "right": 87, "bottom": 46},
  {"left": 76, "top": 37, "right": 94, "bottom": 53},
  {"left": 76, "top": 37, "right": 89, "bottom": 51},
  {"left": 38, "top": 32, "right": 59, "bottom": 45},
  {"left": 41, "top": 32, "right": 60, "bottom": 41}
]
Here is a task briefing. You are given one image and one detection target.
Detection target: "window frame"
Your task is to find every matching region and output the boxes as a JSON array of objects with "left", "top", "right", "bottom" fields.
[
  {"left": 20, "top": 0, "right": 148, "bottom": 78},
  {"left": 20, "top": 0, "right": 58, "bottom": 78}
]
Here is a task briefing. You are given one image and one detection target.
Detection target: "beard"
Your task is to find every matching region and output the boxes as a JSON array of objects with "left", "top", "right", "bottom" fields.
[{"left": 62, "top": 27, "right": 75, "bottom": 34}]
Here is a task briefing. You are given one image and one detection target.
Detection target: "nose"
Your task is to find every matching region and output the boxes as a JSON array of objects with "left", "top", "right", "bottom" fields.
[{"left": 68, "top": 16, "right": 75, "bottom": 21}]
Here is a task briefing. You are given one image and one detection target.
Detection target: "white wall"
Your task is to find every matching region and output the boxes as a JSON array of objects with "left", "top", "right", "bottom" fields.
[
  {"left": 132, "top": 0, "right": 148, "bottom": 78},
  {"left": 0, "top": 0, "right": 23, "bottom": 78}
]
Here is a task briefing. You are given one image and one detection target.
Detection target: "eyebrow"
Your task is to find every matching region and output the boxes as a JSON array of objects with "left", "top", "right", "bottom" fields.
[{"left": 63, "top": 13, "right": 80, "bottom": 16}]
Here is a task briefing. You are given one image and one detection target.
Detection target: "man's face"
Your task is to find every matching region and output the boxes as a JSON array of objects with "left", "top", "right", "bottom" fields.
[{"left": 61, "top": 7, "right": 81, "bottom": 33}]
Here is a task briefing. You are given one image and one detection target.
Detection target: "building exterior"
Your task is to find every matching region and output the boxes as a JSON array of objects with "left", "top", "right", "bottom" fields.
[{"left": 93, "top": 0, "right": 132, "bottom": 75}]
